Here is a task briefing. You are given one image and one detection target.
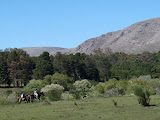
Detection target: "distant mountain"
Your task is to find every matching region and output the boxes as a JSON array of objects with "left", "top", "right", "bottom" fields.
[
  {"left": 21, "top": 47, "right": 66, "bottom": 56},
  {"left": 63, "top": 17, "right": 160, "bottom": 54},
  {"left": 22, "top": 17, "right": 160, "bottom": 56}
]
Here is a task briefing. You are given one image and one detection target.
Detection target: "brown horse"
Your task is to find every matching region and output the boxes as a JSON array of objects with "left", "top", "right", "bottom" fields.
[{"left": 18, "top": 95, "right": 30, "bottom": 103}]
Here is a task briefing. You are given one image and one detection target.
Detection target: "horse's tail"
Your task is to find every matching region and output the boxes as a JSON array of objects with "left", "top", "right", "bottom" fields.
[{"left": 19, "top": 98, "right": 22, "bottom": 103}]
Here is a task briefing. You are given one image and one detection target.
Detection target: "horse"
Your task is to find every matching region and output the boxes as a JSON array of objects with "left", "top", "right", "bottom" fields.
[
  {"left": 29, "top": 92, "right": 45, "bottom": 102},
  {"left": 18, "top": 95, "right": 30, "bottom": 103}
]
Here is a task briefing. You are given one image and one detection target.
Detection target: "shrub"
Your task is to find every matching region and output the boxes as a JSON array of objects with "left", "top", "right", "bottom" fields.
[
  {"left": 111, "top": 99, "right": 117, "bottom": 107},
  {"left": 0, "top": 97, "right": 8, "bottom": 105},
  {"left": 94, "top": 83, "right": 105, "bottom": 94},
  {"left": 134, "top": 86, "right": 150, "bottom": 106},
  {"left": 128, "top": 79, "right": 158, "bottom": 95},
  {"left": 48, "top": 89, "right": 62, "bottom": 101},
  {"left": 104, "top": 87, "right": 122, "bottom": 97},
  {"left": 51, "top": 73, "right": 72, "bottom": 91},
  {"left": 7, "top": 93, "right": 17, "bottom": 103},
  {"left": 23, "top": 79, "right": 42, "bottom": 94},
  {"left": 72, "top": 91, "right": 81, "bottom": 99},
  {"left": 40, "top": 75, "right": 52, "bottom": 89},
  {"left": 73, "top": 79, "right": 92, "bottom": 99},
  {"left": 104, "top": 78, "right": 118, "bottom": 90},
  {"left": 41, "top": 84, "right": 64, "bottom": 93},
  {"left": 43, "top": 75, "right": 52, "bottom": 85},
  {"left": 5, "top": 90, "right": 12, "bottom": 96},
  {"left": 139, "top": 75, "right": 151, "bottom": 81},
  {"left": 104, "top": 79, "right": 128, "bottom": 96},
  {"left": 61, "top": 92, "right": 74, "bottom": 100},
  {"left": 73, "top": 79, "right": 92, "bottom": 92}
]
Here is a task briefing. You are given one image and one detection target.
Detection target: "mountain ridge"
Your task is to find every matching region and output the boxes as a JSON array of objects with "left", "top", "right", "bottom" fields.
[{"left": 22, "top": 17, "right": 160, "bottom": 56}]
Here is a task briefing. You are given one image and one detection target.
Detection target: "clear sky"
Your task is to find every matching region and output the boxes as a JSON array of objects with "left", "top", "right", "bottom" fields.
[{"left": 0, "top": 0, "right": 160, "bottom": 50}]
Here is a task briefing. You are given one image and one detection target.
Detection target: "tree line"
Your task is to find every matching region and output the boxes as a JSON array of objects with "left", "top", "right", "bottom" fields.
[{"left": 1, "top": 48, "right": 160, "bottom": 87}]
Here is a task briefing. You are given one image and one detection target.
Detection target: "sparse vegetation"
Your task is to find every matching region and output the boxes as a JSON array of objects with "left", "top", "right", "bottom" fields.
[{"left": 0, "top": 96, "right": 160, "bottom": 120}]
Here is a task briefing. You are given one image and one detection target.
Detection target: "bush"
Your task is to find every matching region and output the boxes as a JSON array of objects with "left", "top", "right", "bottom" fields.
[
  {"left": 128, "top": 79, "right": 158, "bottom": 95},
  {"left": 40, "top": 75, "right": 52, "bottom": 89},
  {"left": 51, "top": 73, "right": 72, "bottom": 91},
  {"left": 61, "top": 92, "right": 74, "bottom": 100},
  {"left": 5, "top": 90, "right": 12, "bottom": 96},
  {"left": 72, "top": 79, "right": 92, "bottom": 99},
  {"left": 104, "top": 78, "right": 118, "bottom": 90},
  {"left": 0, "top": 97, "right": 8, "bottom": 105},
  {"left": 94, "top": 83, "right": 105, "bottom": 94},
  {"left": 104, "top": 87, "right": 122, "bottom": 97},
  {"left": 138, "top": 75, "right": 151, "bottom": 80},
  {"left": 23, "top": 79, "right": 42, "bottom": 94},
  {"left": 93, "top": 79, "right": 128, "bottom": 97},
  {"left": 48, "top": 89, "right": 62, "bottom": 101},
  {"left": 134, "top": 86, "right": 150, "bottom": 106},
  {"left": 7, "top": 93, "right": 17, "bottom": 103},
  {"left": 72, "top": 91, "right": 81, "bottom": 99},
  {"left": 74, "top": 79, "right": 92, "bottom": 92},
  {"left": 41, "top": 84, "right": 64, "bottom": 93}
]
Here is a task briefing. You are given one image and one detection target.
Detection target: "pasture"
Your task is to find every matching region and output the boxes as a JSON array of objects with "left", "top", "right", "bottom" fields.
[{"left": 1, "top": 95, "right": 160, "bottom": 120}]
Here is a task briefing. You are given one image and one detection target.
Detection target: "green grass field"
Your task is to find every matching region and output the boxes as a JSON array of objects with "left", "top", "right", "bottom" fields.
[{"left": 1, "top": 95, "right": 160, "bottom": 120}]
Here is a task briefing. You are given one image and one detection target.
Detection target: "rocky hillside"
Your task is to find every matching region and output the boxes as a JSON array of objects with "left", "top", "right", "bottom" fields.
[
  {"left": 22, "top": 17, "right": 160, "bottom": 56},
  {"left": 63, "top": 17, "right": 160, "bottom": 54}
]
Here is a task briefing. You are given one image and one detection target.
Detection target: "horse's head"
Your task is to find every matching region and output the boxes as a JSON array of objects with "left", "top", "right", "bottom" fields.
[{"left": 39, "top": 92, "right": 45, "bottom": 96}]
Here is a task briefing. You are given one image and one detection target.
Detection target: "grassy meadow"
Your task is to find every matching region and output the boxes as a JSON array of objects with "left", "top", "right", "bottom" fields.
[{"left": 1, "top": 95, "right": 160, "bottom": 120}]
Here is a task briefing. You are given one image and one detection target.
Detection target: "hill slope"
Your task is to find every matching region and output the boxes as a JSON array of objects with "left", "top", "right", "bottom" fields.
[
  {"left": 64, "top": 17, "right": 160, "bottom": 54},
  {"left": 22, "top": 17, "right": 160, "bottom": 56}
]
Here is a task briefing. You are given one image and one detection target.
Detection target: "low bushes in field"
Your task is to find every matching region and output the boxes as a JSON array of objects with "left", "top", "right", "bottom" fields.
[
  {"left": 93, "top": 79, "right": 128, "bottom": 97},
  {"left": 7, "top": 92, "right": 17, "bottom": 104},
  {"left": 1, "top": 74, "right": 160, "bottom": 106},
  {"left": 0, "top": 92, "right": 17, "bottom": 105},
  {"left": 0, "top": 96, "right": 8, "bottom": 105}
]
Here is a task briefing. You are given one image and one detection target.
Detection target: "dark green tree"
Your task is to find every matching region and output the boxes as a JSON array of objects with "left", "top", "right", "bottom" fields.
[
  {"left": 7, "top": 48, "right": 33, "bottom": 87},
  {"left": 0, "top": 51, "right": 11, "bottom": 86},
  {"left": 33, "top": 52, "right": 53, "bottom": 79}
]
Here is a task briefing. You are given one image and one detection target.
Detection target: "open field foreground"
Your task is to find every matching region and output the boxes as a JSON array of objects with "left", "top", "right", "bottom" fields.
[{"left": 1, "top": 96, "right": 160, "bottom": 120}]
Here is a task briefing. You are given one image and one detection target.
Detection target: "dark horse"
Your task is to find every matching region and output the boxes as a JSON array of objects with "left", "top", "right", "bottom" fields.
[{"left": 29, "top": 92, "right": 45, "bottom": 102}]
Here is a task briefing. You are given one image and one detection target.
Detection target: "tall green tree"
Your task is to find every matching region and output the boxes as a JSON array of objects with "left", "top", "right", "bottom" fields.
[
  {"left": 7, "top": 48, "right": 33, "bottom": 87},
  {"left": 0, "top": 51, "right": 11, "bottom": 86},
  {"left": 93, "top": 49, "right": 111, "bottom": 81},
  {"left": 33, "top": 52, "right": 53, "bottom": 79}
]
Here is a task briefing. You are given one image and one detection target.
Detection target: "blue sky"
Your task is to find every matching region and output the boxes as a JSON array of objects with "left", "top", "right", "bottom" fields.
[{"left": 0, "top": 0, "right": 160, "bottom": 50}]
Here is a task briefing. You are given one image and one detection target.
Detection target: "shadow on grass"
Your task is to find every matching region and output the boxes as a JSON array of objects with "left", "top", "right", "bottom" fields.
[{"left": 143, "top": 104, "right": 156, "bottom": 107}]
